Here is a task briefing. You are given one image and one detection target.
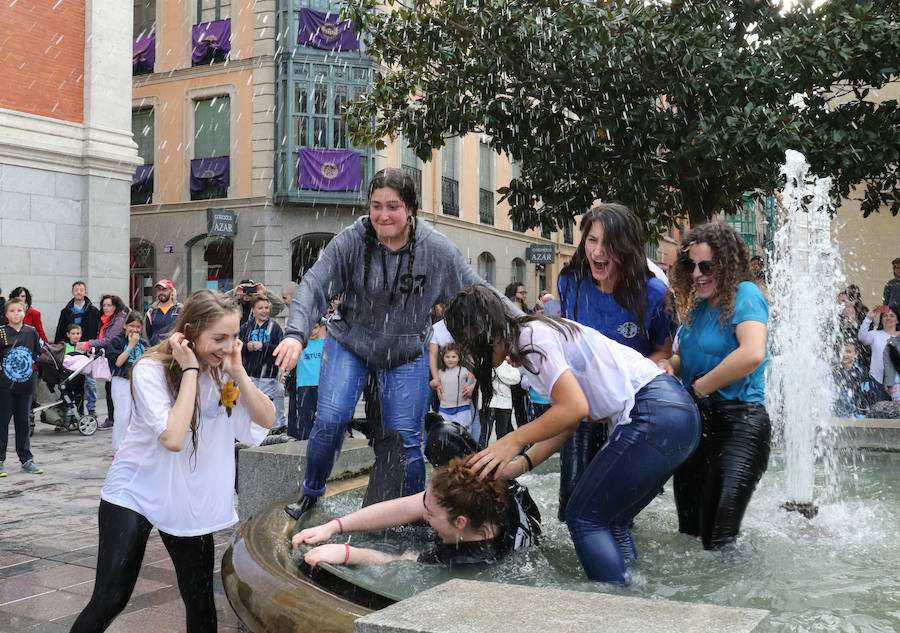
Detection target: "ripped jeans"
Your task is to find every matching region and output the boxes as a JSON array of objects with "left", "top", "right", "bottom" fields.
[{"left": 565, "top": 374, "right": 700, "bottom": 584}]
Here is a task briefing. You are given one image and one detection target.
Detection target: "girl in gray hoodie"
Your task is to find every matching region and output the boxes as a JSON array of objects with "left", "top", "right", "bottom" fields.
[{"left": 277, "top": 168, "right": 488, "bottom": 519}]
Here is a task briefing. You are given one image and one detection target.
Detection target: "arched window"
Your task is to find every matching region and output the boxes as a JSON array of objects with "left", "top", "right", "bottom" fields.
[
  {"left": 129, "top": 239, "right": 156, "bottom": 311},
  {"left": 187, "top": 235, "right": 234, "bottom": 293},
  {"left": 291, "top": 232, "right": 335, "bottom": 282},
  {"left": 477, "top": 251, "right": 495, "bottom": 285},
  {"left": 511, "top": 257, "right": 526, "bottom": 284}
]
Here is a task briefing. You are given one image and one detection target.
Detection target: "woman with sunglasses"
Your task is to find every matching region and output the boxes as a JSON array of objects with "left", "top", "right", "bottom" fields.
[
  {"left": 663, "top": 222, "right": 771, "bottom": 551},
  {"left": 556, "top": 203, "right": 677, "bottom": 520}
]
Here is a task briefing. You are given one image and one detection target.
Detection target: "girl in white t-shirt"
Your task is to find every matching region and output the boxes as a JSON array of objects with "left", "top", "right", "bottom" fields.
[
  {"left": 445, "top": 285, "right": 700, "bottom": 585},
  {"left": 70, "top": 290, "right": 275, "bottom": 633}
]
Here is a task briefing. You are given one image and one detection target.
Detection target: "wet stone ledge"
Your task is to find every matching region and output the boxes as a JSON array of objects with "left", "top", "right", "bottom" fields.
[{"left": 355, "top": 579, "right": 770, "bottom": 633}]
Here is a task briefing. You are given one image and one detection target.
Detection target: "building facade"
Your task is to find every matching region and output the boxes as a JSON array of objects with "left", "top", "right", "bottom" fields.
[
  {"left": 129, "top": 0, "right": 575, "bottom": 314},
  {"left": 0, "top": 0, "right": 137, "bottom": 330}
]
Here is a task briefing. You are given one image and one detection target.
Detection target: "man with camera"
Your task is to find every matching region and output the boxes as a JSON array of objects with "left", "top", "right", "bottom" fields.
[{"left": 226, "top": 279, "right": 285, "bottom": 324}]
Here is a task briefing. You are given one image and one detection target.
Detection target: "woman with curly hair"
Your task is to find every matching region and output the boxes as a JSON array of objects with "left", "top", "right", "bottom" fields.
[
  {"left": 444, "top": 285, "right": 699, "bottom": 584},
  {"left": 662, "top": 222, "right": 770, "bottom": 551},
  {"left": 294, "top": 453, "right": 541, "bottom": 568},
  {"left": 274, "top": 168, "right": 492, "bottom": 520},
  {"left": 555, "top": 203, "right": 676, "bottom": 520}
]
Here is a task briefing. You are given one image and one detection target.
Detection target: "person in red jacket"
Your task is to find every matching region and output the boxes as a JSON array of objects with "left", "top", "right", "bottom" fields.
[{"left": 9, "top": 287, "right": 48, "bottom": 343}]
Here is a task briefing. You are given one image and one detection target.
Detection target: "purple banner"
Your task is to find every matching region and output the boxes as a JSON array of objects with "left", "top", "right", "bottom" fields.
[
  {"left": 131, "top": 164, "right": 154, "bottom": 191},
  {"left": 192, "top": 19, "right": 231, "bottom": 64},
  {"left": 297, "top": 149, "right": 361, "bottom": 191},
  {"left": 297, "top": 8, "right": 359, "bottom": 51},
  {"left": 133, "top": 33, "right": 155, "bottom": 73},
  {"left": 190, "top": 157, "right": 230, "bottom": 193}
]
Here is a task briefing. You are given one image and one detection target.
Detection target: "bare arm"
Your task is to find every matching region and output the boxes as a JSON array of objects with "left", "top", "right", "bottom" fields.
[
  {"left": 693, "top": 321, "right": 767, "bottom": 396},
  {"left": 157, "top": 333, "right": 201, "bottom": 451},
  {"left": 303, "top": 543, "right": 418, "bottom": 567},
  {"left": 293, "top": 492, "right": 424, "bottom": 547},
  {"left": 428, "top": 342, "right": 443, "bottom": 398},
  {"left": 467, "top": 370, "right": 588, "bottom": 478},
  {"left": 647, "top": 338, "right": 673, "bottom": 364},
  {"left": 223, "top": 339, "right": 276, "bottom": 429}
]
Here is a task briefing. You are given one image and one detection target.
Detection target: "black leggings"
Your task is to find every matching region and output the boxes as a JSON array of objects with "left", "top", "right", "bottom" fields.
[
  {"left": 673, "top": 400, "right": 771, "bottom": 550},
  {"left": 479, "top": 408, "right": 513, "bottom": 449},
  {"left": 70, "top": 501, "right": 216, "bottom": 633}
]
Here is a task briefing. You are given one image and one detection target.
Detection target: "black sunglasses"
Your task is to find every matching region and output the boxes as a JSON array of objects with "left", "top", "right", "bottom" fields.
[{"left": 679, "top": 259, "right": 716, "bottom": 276}]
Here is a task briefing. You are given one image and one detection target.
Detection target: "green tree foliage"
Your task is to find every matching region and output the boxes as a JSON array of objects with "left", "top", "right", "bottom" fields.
[{"left": 342, "top": 0, "right": 900, "bottom": 234}]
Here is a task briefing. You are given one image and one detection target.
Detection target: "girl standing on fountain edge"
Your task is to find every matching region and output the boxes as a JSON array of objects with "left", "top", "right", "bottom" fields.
[{"left": 661, "top": 222, "right": 771, "bottom": 551}]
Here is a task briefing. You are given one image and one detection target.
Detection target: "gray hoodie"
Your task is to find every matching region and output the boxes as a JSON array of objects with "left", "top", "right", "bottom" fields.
[{"left": 285, "top": 217, "right": 483, "bottom": 368}]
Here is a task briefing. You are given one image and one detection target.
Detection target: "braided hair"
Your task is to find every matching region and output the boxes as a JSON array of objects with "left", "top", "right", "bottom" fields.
[{"left": 362, "top": 168, "right": 419, "bottom": 294}]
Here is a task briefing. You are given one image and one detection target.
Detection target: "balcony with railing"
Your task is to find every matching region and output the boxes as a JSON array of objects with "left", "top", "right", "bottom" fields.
[
  {"left": 442, "top": 177, "right": 459, "bottom": 216},
  {"left": 479, "top": 188, "right": 494, "bottom": 225}
]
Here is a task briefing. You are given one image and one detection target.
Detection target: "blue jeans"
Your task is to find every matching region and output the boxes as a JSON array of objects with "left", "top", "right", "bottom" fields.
[
  {"left": 302, "top": 337, "right": 430, "bottom": 498},
  {"left": 565, "top": 374, "right": 700, "bottom": 584},
  {"left": 84, "top": 376, "right": 97, "bottom": 411},
  {"left": 289, "top": 385, "right": 318, "bottom": 441}
]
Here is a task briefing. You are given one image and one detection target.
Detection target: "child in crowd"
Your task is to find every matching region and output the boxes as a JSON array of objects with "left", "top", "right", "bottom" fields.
[
  {"left": 106, "top": 312, "right": 148, "bottom": 450},
  {"left": 288, "top": 317, "right": 326, "bottom": 441},
  {"left": 0, "top": 298, "right": 45, "bottom": 476},
  {"left": 240, "top": 296, "right": 285, "bottom": 429},
  {"left": 830, "top": 339, "right": 880, "bottom": 417},
  {"left": 64, "top": 323, "right": 87, "bottom": 423},
  {"left": 480, "top": 359, "right": 521, "bottom": 449},
  {"left": 437, "top": 343, "right": 475, "bottom": 431}
]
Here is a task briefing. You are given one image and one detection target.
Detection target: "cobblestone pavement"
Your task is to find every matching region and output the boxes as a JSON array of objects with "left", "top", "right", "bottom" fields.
[{"left": 1, "top": 402, "right": 247, "bottom": 633}]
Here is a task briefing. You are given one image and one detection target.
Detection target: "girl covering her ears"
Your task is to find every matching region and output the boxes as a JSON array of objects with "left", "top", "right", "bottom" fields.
[
  {"left": 444, "top": 284, "right": 700, "bottom": 585},
  {"left": 294, "top": 455, "right": 540, "bottom": 568},
  {"left": 274, "top": 168, "right": 499, "bottom": 521},
  {"left": 70, "top": 290, "right": 275, "bottom": 633}
]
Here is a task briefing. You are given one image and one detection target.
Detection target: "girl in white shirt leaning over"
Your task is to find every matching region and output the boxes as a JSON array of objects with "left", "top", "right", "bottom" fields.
[
  {"left": 70, "top": 290, "right": 275, "bottom": 633},
  {"left": 445, "top": 285, "right": 700, "bottom": 585}
]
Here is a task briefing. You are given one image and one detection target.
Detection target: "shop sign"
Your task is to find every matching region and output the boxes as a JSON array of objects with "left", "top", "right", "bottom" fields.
[
  {"left": 526, "top": 244, "right": 555, "bottom": 264},
  {"left": 207, "top": 208, "right": 236, "bottom": 236}
]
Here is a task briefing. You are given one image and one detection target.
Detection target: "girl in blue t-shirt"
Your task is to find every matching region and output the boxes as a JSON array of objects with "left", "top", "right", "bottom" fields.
[
  {"left": 663, "top": 222, "right": 771, "bottom": 551},
  {"left": 287, "top": 318, "right": 326, "bottom": 440},
  {"left": 555, "top": 203, "right": 677, "bottom": 520}
]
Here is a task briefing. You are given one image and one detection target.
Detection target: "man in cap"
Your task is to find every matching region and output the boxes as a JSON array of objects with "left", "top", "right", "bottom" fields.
[{"left": 144, "top": 279, "right": 183, "bottom": 345}]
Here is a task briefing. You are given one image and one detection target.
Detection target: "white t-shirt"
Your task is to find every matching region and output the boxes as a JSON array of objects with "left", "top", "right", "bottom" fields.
[
  {"left": 430, "top": 319, "right": 453, "bottom": 347},
  {"left": 520, "top": 320, "right": 663, "bottom": 428},
  {"left": 101, "top": 359, "right": 270, "bottom": 536}
]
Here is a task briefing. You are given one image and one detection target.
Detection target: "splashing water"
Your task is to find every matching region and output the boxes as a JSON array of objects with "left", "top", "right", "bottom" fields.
[{"left": 767, "top": 149, "right": 842, "bottom": 509}]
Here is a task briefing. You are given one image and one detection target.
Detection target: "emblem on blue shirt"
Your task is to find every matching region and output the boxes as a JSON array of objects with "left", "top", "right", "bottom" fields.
[
  {"left": 3, "top": 346, "right": 34, "bottom": 382},
  {"left": 617, "top": 321, "right": 639, "bottom": 339}
]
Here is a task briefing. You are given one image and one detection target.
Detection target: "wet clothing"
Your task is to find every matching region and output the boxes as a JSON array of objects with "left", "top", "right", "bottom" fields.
[
  {"left": 673, "top": 281, "right": 771, "bottom": 550},
  {"left": 677, "top": 282, "right": 768, "bottom": 403},
  {"left": 673, "top": 400, "right": 771, "bottom": 550},
  {"left": 285, "top": 216, "right": 483, "bottom": 369},
  {"left": 55, "top": 297, "right": 100, "bottom": 343},
  {"left": 418, "top": 481, "right": 542, "bottom": 567},
  {"left": 69, "top": 501, "right": 216, "bottom": 633},
  {"left": 558, "top": 273, "right": 675, "bottom": 356}
]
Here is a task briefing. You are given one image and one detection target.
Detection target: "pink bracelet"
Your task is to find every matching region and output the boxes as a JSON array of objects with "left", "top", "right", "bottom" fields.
[
  {"left": 343, "top": 543, "right": 351, "bottom": 565},
  {"left": 335, "top": 517, "right": 344, "bottom": 534}
]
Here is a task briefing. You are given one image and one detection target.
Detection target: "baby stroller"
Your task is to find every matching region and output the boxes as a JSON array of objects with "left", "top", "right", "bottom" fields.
[{"left": 29, "top": 343, "right": 102, "bottom": 436}]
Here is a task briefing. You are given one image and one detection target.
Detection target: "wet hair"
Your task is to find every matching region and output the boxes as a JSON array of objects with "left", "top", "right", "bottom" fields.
[
  {"left": 444, "top": 284, "right": 578, "bottom": 418},
  {"left": 99, "top": 294, "right": 128, "bottom": 315},
  {"left": 362, "top": 168, "right": 419, "bottom": 301},
  {"left": 424, "top": 420, "right": 478, "bottom": 467},
  {"left": 133, "top": 290, "right": 241, "bottom": 461},
  {"left": 123, "top": 311, "right": 143, "bottom": 327},
  {"left": 9, "top": 287, "right": 32, "bottom": 306},
  {"left": 559, "top": 203, "right": 656, "bottom": 336},
  {"left": 66, "top": 322, "right": 82, "bottom": 333},
  {"left": 438, "top": 342, "right": 465, "bottom": 370},
  {"left": 429, "top": 456, "right": 506, "bottom": 534},
  {"left": 503, "top": 282, "right": 524, "bottom": 299},
  {"left": 669, "top": 222, "right": 754, "bottom": 327}
]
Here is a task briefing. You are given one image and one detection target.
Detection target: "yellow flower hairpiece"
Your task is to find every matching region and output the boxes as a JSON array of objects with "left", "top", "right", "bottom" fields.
[{"left": 220, "top": 380, "right": 240, "bottom": 417}]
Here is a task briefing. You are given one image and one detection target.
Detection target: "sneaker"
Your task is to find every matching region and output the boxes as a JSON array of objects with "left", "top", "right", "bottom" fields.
[
  {"left": 89, "top": 409, "right": 97, "bottom": 417},
  {"left": 21, "top": 460, "right": 43, "bottom": 474},
  {"left": 284, "top": 495, "right": 317, "bottom": 521},
  {"left": 0, "top": 462, "right": 6, "bottom": 477},
  {"left": 99, "top": 419, "right": 114, "bottom": 430}
]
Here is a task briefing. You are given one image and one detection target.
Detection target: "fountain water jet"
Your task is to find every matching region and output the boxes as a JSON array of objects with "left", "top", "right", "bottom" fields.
[{"left": 767, "top": 149, "right": 842, "bottom": 519}]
